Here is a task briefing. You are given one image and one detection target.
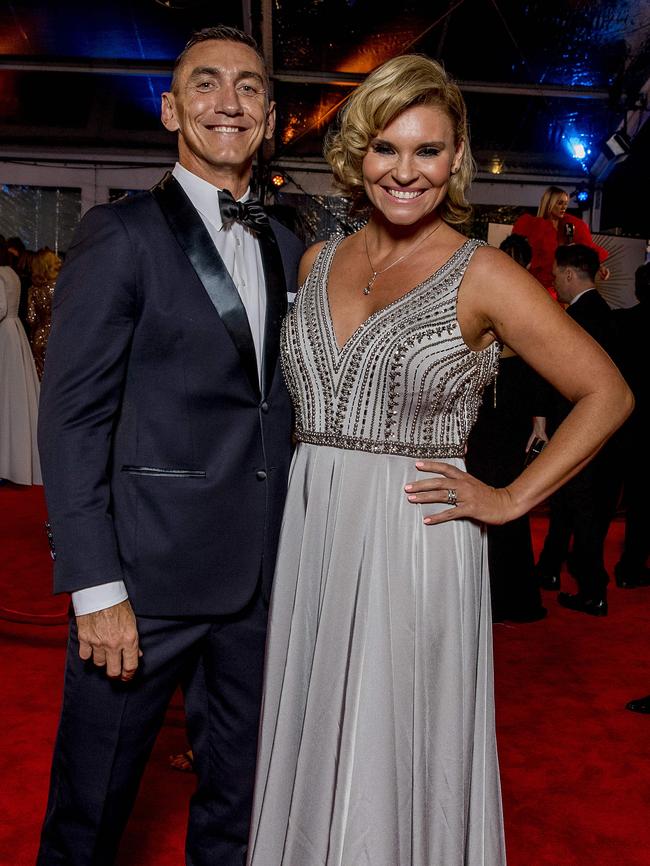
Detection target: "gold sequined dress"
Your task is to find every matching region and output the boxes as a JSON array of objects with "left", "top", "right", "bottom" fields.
[
  {"left": 27, "top": 279, "right": 56, "bottom": 379},
  {"left": 248, "top": 237, "right": 506, "bottom": 866}
]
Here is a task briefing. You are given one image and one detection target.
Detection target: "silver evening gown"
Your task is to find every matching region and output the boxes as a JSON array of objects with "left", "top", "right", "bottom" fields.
[{"left": 248, "top": 236, "right": 506, "bottom": 866}]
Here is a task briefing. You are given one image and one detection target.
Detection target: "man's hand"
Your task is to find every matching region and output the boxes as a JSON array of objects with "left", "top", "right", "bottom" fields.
[{"left": 76, "top": 599, "right": 142, "bottom": 681}]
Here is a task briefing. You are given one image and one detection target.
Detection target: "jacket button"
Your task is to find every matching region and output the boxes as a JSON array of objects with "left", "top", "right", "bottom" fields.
[
  {"left": 260, "top": 401, "right": 269, "bottom": 413},
  {"left": 256, "top": 470, "right": 267, "bottom": 481}
]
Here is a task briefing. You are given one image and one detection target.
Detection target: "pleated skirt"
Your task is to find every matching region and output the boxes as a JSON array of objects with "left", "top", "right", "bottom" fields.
[{"left": 248, "top": 443, "right": 505, "bottom": 866}]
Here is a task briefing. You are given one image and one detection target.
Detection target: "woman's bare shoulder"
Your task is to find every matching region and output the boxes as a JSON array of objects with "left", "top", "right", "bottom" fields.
[
  {"left": 298, "top": 241, "right": 328, "bottom": 284},
  {"left": 467, "top": 242, "right": 540, "bottom": 291},
  {"left": 298, "top": 232, "right": 360, "bottom": 283},
  {"left": 460, "top": 242, "right": 556, "bottom": 330}
]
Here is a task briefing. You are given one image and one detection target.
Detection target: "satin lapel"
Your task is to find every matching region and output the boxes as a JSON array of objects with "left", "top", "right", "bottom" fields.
[
  {"left": 151, "top": 173, "right": 259, "bottom": 396},
  {"left": 258, "top": 226, "right": 288, "bottom": 397}
]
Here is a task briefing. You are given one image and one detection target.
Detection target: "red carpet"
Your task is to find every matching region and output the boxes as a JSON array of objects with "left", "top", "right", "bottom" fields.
[{"left": 1, "top": 483, "right": 649, "bottom": 865}]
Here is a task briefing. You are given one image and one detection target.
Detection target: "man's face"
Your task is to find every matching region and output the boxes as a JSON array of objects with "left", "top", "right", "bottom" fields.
[{"left": 161, "top": 39, "right": 275, "bottom": 187}]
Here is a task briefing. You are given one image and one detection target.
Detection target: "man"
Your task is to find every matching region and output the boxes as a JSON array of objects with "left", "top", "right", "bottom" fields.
[
  {"left": 612, "top": 262, "right": 650, "bottom": 588},
  {"left": 36, "top": 26, "right": 302, "bottom": 866},
  {"left": 535, "top": 244, "right": 619, "bottom": 616},
  {"left": 619, "top": 266, "right": 650, "bottom": 714}
]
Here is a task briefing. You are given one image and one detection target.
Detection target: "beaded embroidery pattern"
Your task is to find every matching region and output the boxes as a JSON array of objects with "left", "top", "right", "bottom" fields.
[{"left": 281, "top": 235, "right": 500, "bottom": 459}]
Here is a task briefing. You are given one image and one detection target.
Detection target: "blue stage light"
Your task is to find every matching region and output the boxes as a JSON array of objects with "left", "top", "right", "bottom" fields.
[
  {"left": 568, "top": 138, "right": 587, "bottom": 160},
  {"left": 571, "top": 183, "right": 592, "bottom": 206}
]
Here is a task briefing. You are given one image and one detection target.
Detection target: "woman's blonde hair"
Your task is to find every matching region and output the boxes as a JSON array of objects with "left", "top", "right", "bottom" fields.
[
  {"left": 537, "top": 185, "right": 568, "bottom": 220},
  {"left": 31, "top": 248, "right": 62, "bottom": 286},
  {"left": 324, "top": 54, "right": 474, "bottom": 225}
]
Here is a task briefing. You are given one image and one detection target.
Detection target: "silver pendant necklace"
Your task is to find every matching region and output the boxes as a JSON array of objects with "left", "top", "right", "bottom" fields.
[{"left": 362, "top": 219, "right": 443, "bottom": 295}]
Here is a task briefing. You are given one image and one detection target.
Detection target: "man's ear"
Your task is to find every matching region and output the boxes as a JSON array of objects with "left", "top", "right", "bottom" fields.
[
  {"left": 264, "top": 101, "right": 276, "bottom": 142},
  {"left": 161, "top": 92, "right": 180, "bottom": 133}
]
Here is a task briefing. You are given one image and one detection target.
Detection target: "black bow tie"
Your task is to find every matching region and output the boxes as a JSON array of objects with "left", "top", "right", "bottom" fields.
[{"left": 218, "top": 188, "right": 270, "bottom": 233}]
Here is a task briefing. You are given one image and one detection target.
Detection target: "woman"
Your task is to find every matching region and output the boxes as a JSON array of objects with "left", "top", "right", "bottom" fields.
[
  {"left": 27, "top": 247, "right": 62, "bottom": 378},
  {"left": 248, "top": 56, "right": 632, "bottom": 865},
  {"left": 512, "top": 185, "right": 609, "bottom": 296},
  {"left": 0, "top": 243, "right": 42, "bottom": 485}
]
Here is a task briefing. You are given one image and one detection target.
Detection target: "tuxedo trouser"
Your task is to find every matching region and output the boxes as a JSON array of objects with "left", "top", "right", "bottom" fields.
[
  {"left": 618, "top": 423, "right": 650, "bottom": 576},
  {"left": 620, "top": 463, "right": 650, "bottom": 573},
  {"left": 36, "top": 587, "right": 268, "bottom": 866},
  {"left": 537, "top": 456, "right": 617, "bottom": 598},
  {"left": 487, "top": 514, "right": 542, "bottom": 616}
]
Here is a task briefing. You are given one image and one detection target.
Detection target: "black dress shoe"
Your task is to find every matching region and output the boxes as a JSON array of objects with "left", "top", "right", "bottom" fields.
[
  {"left": 615, "top": 563, "right": 650, "bottom": 589},
  {"left": 626, "top": 694, "right": 650, "bottom": 714},
  {"left": 616, "top": 573, "right": 638, "bottom": 588},
  {"left": 538, "top": 573, "right": 560, "bottom": 591},
  {"left": 557, "top": 592, "right": 608, "bottom": 617}
]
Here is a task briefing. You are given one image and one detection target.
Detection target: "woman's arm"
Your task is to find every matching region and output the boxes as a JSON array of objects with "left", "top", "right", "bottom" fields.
[
  {"left": 405, "top": 246, "right": 633, "bottom": 525},
  {"left": 568, "top": 215, "right": 610, "bottom": 279},
  {"left": 525, "top": 416, "right": 548, "bottom": 453},
  {"left": 0, "top": 276, "right": 7, "bottom": 321},
  {"left": 569, "top": 215, "right": 609, "bottom": 264}
]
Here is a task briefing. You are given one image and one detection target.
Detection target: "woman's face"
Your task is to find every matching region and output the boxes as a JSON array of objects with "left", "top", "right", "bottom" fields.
[
  {"left": 549, "top": 193, "right": 569, "bottom": 220},
  {"left": 362, "top": 104, "right": 463, "bottom": 227}
]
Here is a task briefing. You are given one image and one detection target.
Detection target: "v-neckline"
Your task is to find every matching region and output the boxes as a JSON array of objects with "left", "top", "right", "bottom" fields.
[{"left": 323, "top": 236, "right": 472, "bottom": 355}]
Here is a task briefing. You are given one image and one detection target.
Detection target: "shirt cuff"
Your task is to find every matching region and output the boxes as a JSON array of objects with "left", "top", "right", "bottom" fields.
[{"left": 71, "top": 581, "right": 129, "bottom": 616}]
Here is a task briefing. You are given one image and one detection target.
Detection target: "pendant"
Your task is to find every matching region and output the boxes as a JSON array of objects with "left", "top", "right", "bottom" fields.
[{"left": 363, "top": 272, "right": 378, "bottom": 295}]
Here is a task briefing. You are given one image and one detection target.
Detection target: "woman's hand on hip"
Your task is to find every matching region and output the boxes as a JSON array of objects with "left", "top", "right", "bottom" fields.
[{"left": 404, "top": 461, "right": 517, "bottom": 526}]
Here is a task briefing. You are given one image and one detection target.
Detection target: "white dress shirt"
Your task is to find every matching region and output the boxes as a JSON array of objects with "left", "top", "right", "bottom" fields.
[{"left": 71, "top": 163, "right": 268, "bottom": 616}]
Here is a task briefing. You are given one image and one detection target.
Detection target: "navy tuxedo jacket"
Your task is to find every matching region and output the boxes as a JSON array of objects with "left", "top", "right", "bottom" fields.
[
  {"left": 38, "top": 173, "right": 303, "bottom": 617},
  {"left": 548, "top": 289, "right": 616, "bottom": 434},
  {"left": 567, "top": 288, "right": 616, "bottom": 355}
]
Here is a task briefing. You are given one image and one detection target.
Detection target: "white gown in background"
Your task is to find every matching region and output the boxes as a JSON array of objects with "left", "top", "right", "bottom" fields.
[{"left": 0, "top": 265, "right": 42, "bottom": 485}]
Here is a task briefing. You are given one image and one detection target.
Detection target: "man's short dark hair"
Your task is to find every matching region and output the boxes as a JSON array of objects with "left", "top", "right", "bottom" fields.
[
  {"left": 555, "top": 243, "right": 600, "bottom": 282},
  {"left": 499, "top": 233, "right": 532, "bottom": 268},
  {"left": 171, "top": 26, "right": 267, "bottom": 92},
  {"left": 635, "top": 262, "right": 650, "bottom": 304}
]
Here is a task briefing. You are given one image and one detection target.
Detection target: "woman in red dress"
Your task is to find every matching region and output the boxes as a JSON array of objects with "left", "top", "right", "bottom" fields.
[{"left": 513, "top": 185, "right": 609, "bottom": 297}]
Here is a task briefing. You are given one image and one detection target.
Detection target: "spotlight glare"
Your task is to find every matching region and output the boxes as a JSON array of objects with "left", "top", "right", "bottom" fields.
[{"left": 568, "top": 138, "right": 586, "bottom": 160}]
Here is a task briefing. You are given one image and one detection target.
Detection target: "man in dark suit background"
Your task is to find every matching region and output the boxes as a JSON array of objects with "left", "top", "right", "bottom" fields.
[
  {"left": 36, "top": 25, "right": 302, "bottom": 866},
  {"left": 535, "top": 244, "right": 619, "bottom": 616},
  {"left": 617, "top": 263, "right": 650, "bottom": 713},
  {"left": 612, "top": 262, "right": 650, "bottom": 590}
]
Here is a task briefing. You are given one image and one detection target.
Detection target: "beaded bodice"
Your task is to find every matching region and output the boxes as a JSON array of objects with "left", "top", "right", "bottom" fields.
[{"left": 281, "top": 235, "right": 500, "bottom": 459}]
